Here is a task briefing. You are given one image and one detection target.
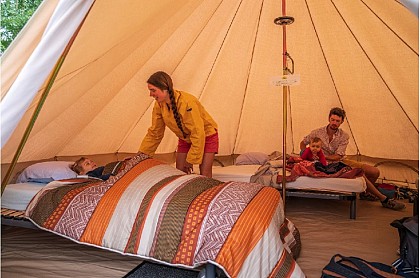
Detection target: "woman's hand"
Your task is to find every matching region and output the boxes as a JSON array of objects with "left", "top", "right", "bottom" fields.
[{"left": 184, "top": 162, "right": 193, "bottom": 174}]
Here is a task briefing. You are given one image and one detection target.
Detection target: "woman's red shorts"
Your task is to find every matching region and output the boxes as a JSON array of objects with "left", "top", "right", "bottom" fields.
[{"left": 177, "top": 132, "right": 219, "bottom": 153}]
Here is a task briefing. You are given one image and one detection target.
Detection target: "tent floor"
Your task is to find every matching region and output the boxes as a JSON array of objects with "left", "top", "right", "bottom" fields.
[{"left": 1, "top": 198, "right": 415, "bottom": 278}]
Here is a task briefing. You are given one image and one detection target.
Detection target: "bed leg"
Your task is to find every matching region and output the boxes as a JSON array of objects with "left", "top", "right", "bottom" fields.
[
  {"left": 350, "top": 198, "right": 356, "bottom": 219},
  {"left": 199, "top": 263, "right": 215, "bottom": 278}
]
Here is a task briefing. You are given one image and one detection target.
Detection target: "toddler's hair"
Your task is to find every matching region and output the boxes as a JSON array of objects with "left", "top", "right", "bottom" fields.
[{"left": 311, "top": 137, "right": 322, "bottom": 144}]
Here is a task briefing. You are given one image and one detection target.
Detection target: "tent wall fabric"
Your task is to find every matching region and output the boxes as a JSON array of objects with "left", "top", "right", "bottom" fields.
[
  {"left": 1, "top": 0, "right": 418, "bottom": 165},
  {"left": 1, "top": 0, "right": 95, "bottom": 146},
  {"left": 1, "top": 0, "right": 59, "bottom": 99}
]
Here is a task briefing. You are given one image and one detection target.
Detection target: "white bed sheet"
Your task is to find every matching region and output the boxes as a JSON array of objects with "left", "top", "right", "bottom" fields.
[
  {"left": 2, "top": 182, "right": 45, "bottom": 211},
  {"left": 286, "top": 176, "right": 366, "bottom": 193},
  {"left": 211, "top": 164, "right": 367, "bottom": 193}
]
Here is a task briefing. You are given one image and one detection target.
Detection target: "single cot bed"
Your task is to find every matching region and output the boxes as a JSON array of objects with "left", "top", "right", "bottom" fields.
[
  {"left": 2, "top": 160, "right": 81, "bottom": 228},
  {"left": 2, "top": 154, "right": 304, "bottom": 278},
  {"left": 1, "top": 182, "right": 48, "bottom": 228},
  {"left": 209, "top": 163, "right": 367, "bottom": 219},
  {"left": 2, "top": 182, "right": 46, "bottom": 211}
]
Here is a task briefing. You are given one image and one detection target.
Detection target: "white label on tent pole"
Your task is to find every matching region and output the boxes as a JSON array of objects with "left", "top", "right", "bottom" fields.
[{"left": 271, "top": 74, "right": 300, "bottom": 86}]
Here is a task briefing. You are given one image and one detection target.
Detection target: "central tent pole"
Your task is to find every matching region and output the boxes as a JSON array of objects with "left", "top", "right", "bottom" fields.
[
  {"left": 274, "top": 1, "right": 294, "bottom": 207},
  {"left": 282, "top": 1, "right": 288, "bottom": 207}
]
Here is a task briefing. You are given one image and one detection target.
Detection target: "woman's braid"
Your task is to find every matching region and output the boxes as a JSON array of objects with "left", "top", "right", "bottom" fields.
[{"left": 169, "top": 89, "right": 187, "bottom": 139}]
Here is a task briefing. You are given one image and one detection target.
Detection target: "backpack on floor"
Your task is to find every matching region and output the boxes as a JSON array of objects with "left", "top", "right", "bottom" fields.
[
  {"left": 377, "top": 183, "right": 398, "bottom": 199},
  {"left": 321, "top": 254, "right": 402, "bottom": 278},
  {"left": 390, "top": 215, "right": 419, "bottom": 277}
]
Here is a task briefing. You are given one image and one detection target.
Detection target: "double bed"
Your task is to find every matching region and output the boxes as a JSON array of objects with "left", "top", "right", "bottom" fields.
[{"left": 2, "top": 153, "right": 304, "bottom": 278}]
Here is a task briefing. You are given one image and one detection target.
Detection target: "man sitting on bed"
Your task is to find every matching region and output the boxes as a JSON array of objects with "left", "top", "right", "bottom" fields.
[{"left": 299, "top": 107, "right": 405, "bottom": 211}]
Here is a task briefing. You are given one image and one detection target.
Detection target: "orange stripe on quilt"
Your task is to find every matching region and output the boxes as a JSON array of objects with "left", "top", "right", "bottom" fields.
[
  {"left": 80, "top": 159, "right": 162, "bottom": 245},
  {"left": 269, "top": 250, "right": 296, "bottom": 278},
  {"left": 215, "top": 187, "right": 280, "bottom": 277},
  {"left": 172, "top": 184, "right": 226, "bottom": 265}
]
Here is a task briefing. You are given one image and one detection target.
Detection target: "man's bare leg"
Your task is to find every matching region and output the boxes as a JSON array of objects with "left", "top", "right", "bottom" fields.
[{"left": 361, "top": 164, "right": 380, "bottom": 185}]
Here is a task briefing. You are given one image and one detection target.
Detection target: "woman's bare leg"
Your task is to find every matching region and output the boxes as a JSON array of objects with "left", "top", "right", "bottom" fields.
[{"left": 199, "top": 152, "right": 215, "bottom": 178}]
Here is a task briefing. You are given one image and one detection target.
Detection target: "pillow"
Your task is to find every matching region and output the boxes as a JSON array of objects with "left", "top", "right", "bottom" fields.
[
  {"left": 16, "top": 161, "right": 77, "bottom": 183},
  {"left": 235, "top": 152, "right": 269, "bottom": 165}
]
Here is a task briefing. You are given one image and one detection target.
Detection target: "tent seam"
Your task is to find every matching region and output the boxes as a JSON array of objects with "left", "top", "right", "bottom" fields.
[
  {"left": 304, "top": 0, "right": 361, "bottom": 155},
  {"left": 232, "top": 0, "right": 266, "bottom": 154},
  {"left": 334, "top": 0, "right": 418, "bottom": 134}
]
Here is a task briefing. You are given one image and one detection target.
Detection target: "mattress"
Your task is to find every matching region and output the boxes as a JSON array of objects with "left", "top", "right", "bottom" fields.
[
  {"left": 211, "top": 165, "right": 261, "bottom": 182},
  {"left": 286, "top": 176, "right": 366, "bottom": 193},
  {"left": 212, "top": 164, "right": 367, "bottom": 193},
  {"left": 2, "top": 182, "right": 46, "bottom": 211}
]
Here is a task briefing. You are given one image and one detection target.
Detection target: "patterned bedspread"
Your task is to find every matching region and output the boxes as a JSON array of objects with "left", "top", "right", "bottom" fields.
[{"left": 25, "top": 154, "right": 305, "bottom": 278}]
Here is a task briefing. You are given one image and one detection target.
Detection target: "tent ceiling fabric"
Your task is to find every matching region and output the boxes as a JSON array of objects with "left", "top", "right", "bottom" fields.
[
  {"left": 0, "top": 0, "right": 60, "bottom": 99},
  {"left": 1, "top": 0, "right": 418, "bottom": 163}
]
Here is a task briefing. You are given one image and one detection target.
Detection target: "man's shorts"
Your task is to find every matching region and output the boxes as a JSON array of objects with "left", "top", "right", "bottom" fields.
[{"left": 177, "top": 132, "right": 219, "bottom": 153}]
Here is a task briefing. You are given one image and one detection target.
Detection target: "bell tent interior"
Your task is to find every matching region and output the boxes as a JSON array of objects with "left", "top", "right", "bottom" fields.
[{"left": 1, "top": 0, "right": 419, "bottom": 277}]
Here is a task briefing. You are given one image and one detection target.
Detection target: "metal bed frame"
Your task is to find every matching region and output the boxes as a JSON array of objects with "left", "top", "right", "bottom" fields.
[{"left": 285, "top": 189, "right": 358, "bottom": 219}]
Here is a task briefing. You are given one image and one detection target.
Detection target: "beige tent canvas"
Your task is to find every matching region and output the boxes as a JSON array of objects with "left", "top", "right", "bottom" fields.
[{"left": 1, "top": 0, "right": 418, "bottom": 184}]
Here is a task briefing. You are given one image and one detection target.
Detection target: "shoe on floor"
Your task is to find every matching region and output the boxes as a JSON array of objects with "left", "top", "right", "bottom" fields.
[{"left": 381, "top": 198, "right": 406, "bottom": 210}]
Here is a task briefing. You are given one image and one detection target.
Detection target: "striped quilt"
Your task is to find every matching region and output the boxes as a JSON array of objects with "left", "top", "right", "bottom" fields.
[{"left": 25, "top": 154, "right": 305, "bottom": 278}]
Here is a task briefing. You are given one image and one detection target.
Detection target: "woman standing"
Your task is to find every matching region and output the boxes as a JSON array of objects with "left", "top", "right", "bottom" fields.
[{"left": 139, "top": 71, "right": 218, "bottom": 178}]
